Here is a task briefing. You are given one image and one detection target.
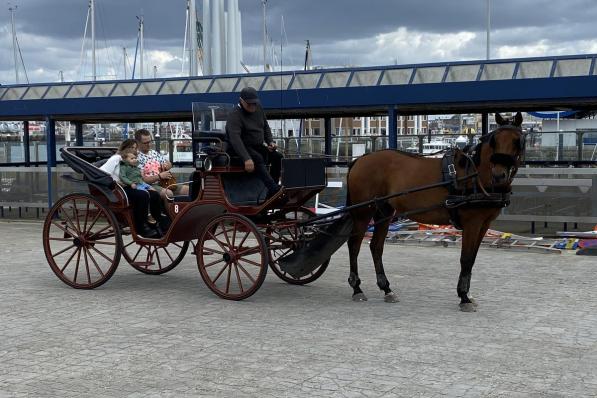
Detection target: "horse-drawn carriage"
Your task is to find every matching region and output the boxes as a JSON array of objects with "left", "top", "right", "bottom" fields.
[{"left": 42, "top": 105, "right": 333, "bottom": 300}]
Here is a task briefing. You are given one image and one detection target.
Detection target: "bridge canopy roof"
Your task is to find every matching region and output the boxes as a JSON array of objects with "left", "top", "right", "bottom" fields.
[{"left": 1, "top": 54, "right": 597, "bottom": 122}]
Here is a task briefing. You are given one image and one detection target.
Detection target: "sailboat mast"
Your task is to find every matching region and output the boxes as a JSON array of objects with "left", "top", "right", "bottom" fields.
[
  {"left": 10, "top": 6, "right": 20, "bottom": 84},
  {"left": 139, "top": 15, "right": 144, "bottom": 79},
  {"left": 91, "top": 0, "right": 96, "bottom": 81},
  {"left": 262, "top": 0, "right": 267, "bottom": 72},
  {"left": 189, "top": 0, "right": 198, "bottom": 76}
]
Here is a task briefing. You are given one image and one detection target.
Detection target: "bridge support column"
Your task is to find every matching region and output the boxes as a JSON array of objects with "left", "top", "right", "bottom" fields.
[
  {"left": 481, "top": 113, "right": 489, "bottom": 136},
  {"left": 388, "top": 107, "right": 398, "bottom": 149},
  {"left": 324, "top": 117, "right": 332, "bottom": 163},
  {"left": 23, "top": 121, "right": 30, "bottom": 166},
  {"left": 75, "top": 122, "right": 84, "bottom": 146},
  {"left": 46, "top": 117, "right": 57, "bottom": 208}
]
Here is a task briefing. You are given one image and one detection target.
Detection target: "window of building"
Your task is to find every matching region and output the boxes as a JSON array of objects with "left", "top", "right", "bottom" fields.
[
  {"left": 288, "top": 129, "right": 294, "bottom": 137},
  {"left": 370, "top": 128, "right": 377, "bottom": 135},
  {"left": 381, "top": 128, "right": 386, "bottom": 135},
  {"left": 407, "top": 116, "right": 414, "bottom": 121},
  {"left": 313, "top": 127, "right": 320, "bottom": 136},
  {"left": 420, "top": 128, "right": 427, "bottom": 134},
  {"left": 407, "top": 127, "right": 414, "bottom": 135},
  {"left": 352, "top": 128, "right": 361, "bottom": 135}
]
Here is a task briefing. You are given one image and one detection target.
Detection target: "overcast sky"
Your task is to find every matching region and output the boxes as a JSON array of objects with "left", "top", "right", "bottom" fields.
[{"left": 1, "top": 0, "right": 596, "bottom": 84}]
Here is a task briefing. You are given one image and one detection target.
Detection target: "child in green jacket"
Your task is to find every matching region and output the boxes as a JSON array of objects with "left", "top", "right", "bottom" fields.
[{"left": 119, "top": 149, "right": 157, "bottom": 224}]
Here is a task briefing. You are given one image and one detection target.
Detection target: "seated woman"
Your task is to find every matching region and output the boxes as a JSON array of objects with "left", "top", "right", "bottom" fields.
[{"left": 100, "top": 139, "right": 162, "bottom": 239}]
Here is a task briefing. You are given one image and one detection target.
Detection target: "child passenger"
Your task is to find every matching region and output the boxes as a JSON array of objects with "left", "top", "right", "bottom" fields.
[{"left": 119, "top": 149, "right": 158, "bottom": 225}]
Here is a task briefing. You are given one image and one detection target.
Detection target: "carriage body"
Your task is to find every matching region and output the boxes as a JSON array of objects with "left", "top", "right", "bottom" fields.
[{"left": 42, "top": 143, "right": 329, "bottom": 300}]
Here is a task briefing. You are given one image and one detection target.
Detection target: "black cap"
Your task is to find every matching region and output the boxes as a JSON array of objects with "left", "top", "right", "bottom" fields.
[{"left": 240, "top": 87, "right": 260, "bottom": 104}]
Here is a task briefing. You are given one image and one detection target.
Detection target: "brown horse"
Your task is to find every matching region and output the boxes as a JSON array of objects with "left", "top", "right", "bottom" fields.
[{"left": 346, "top": 112, "right": 525, "bottom": 311}]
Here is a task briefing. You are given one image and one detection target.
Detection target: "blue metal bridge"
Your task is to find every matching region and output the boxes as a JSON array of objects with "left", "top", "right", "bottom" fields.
[{"left": 2, "top": 54, "right": 597, "bottom": 122}]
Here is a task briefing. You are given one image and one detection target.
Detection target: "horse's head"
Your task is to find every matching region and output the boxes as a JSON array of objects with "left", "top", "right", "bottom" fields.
[{"left": 479, "top": 112, "right": 525, "bottom": 188}]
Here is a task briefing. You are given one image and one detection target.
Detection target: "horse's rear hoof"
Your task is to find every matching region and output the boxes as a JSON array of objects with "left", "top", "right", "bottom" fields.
[
  {"left": 384, "top": 292, "right": 399, "bottom": 303},
  {"left": 459, "top": 302, "right": 477, "bottom": 312},
  {"left": 352, "top": 293, "right": 368, "bottom": 302}
]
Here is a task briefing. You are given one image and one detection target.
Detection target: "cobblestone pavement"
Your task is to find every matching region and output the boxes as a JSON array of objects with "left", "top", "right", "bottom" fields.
[{"left": 1, "top": 220, "right": 597, "bottom": 397}]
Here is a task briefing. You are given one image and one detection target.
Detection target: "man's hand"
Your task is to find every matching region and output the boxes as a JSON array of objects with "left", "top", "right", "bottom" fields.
[
  {"left": 244, "top": 159, "right": 255, "bottom": 172},
  {"left": 131, "top": 183, "right": 137, "bottom": 189},
  {"left": 267, "top": 142, "right": 277, "bottom": 151}
]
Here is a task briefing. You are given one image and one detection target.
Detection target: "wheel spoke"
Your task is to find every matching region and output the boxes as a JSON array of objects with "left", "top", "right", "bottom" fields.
[
  {"left": 234, "top": 262, "right": 244, "bottom": 292},
  {"left": 60, "top": 247, "right": 81, "bottom": 272},
  {"left": 211, "top": 263, "right": 230, "bottom": 284},
  {"left": 161, "top": 247, "right": 175, "bottom": 262},
  {"left": 221, "top": 221, "right": 233, "bottom": 248},
  {"left": 88, "top": 223, "right": 112, "bottom": 240},
  {"left": 90, "top": 245, "right": 114, "bottom": 263},
  {"left": 86, "top": 249, "right": 105, "bottom": 278},
  {"left": 203, "top": 257, "right": 227, "bottom": 268},
  {"left": 225, "top": 262, "right": 232, "bottom": 294},
  {"left": 154, "top": 247, "right": 163, "bottom": 270},
  {"left": 236, "top": 262, "right": 256, "bottom": 284},
  {"left": 61, "top": 206, "right": 80, "bottom": 235},
  {"left": 73, "top": 248, "right": 82, "bottom": 284},
  {"left": 237, "top": 246, "right": 261, "bottom": 257},
  {"left": 84, "top": 210, "right": 102, "bottom": 235},
  {"left": 237, "top": 230, "right": 250, "bottom": 249},
  {"left": 82, "top": 201, "right": 90, "bottom": 235},
  {"left": 207, "top": 231, "right": 229, "bottom": 252},
  {"left": 83, "top": 247, "right": 91, "bottom": 285},
  {"left": 238, "top": 257, "right": 262, "bottom": 267},
  {"left": 52, "top": 243, "right": 77, "bottom": 257},
  {"left": 51, "top": 220, "right": 74, "bottom": 238},
  {"left": 72, "top": 199, "right": 83, "bottom": 233},
  {"left": 93, "top": 241, "right": 116, "bottom": 246},
  {"left": 49, "top": 237, "right": 75, "bottom": 242},
  {"left": 231, "top": 221, "right": 238, "bottom": 247}
]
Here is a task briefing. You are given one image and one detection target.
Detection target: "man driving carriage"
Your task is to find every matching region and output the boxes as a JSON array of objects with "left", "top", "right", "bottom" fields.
[{"left": 225, "top": 87, "right": 283, "bottom": 199}]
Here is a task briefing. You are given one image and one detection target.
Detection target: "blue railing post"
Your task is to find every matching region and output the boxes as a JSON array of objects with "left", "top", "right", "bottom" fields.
[
  {"left": 23, "top": 121, "right": 30, "bottom": 166},
  {"left": 324, "top": 117, "right": 332, "bottom": 163},
  {"left": 75, "top": 122, "right": 84, "bottom": 146},
  {"left": 46, "top": 116, "right": 56, "bottom": 208},
  {"left": 388, "top": 107, "right": 398, "bottom": 149}
]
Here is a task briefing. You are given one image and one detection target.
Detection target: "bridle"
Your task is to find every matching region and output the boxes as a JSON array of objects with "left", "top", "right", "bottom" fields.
[{"left": 470, "top": 124, "right": 525, "bottom": 186}]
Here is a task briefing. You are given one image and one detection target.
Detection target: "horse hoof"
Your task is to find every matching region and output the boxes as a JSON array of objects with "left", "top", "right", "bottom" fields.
[
  {"left": 384, "top": 292, "right": 399, "bottom": 303},
  {"left": 352, "top": 293, "right": 368, "bottom": 302},
  {"left": 469, "top": 297, "right": 479, "bottom": 307},
  {"left": 459, "top": 302, "right": 477, "bottom": 312}
]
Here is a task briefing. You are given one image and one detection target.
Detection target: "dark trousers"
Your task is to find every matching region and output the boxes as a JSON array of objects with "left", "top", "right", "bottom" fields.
[
  {"left": 246, "top": 145, "right": 283, "bottom": 193},
  {"left": 123, "top": 186, "right": 161, "bottom": 229}
]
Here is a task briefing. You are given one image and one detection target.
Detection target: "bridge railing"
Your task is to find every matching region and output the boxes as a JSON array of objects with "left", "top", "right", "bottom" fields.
[{"left": 2, "top": 129, "right": 597, "bottom": 166}]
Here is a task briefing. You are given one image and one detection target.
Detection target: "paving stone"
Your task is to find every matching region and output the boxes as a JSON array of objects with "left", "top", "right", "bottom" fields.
[{"left": 1, "top": 220, "right": 597, "bottom": 396}]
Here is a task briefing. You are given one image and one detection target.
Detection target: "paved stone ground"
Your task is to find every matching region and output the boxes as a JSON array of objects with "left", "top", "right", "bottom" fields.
[{"left": 2, "top": 220, "right": 597, "bottom": 397}]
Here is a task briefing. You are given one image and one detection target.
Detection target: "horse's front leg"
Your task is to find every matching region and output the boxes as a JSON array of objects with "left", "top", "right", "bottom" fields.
[
  {"left": 458, "top": 219, "right": 490, "bottom": 312},
  {"left": 347, "top": 213, "right": 371, "bottom": 302}
]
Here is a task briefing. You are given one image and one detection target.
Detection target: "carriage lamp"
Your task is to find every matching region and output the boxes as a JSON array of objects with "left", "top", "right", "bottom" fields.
[{"left": 195, "top": 150, "right": 212, "bottom": 171}]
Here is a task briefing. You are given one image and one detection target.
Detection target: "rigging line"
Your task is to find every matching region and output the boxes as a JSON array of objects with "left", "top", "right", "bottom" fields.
[
  {"left": 78, "top": 5, "right": 91, "bottom": 80},
  {"left": 96, "top": 1, "right": 118, "bottom": 78},
  {"left": 15, "top": 34, "right": 29, "bottom": 83}
]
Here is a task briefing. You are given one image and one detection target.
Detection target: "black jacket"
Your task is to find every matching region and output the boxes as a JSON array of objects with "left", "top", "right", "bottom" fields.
[{"left": 225, "top": 104, "right": 273, "bottom": 161}]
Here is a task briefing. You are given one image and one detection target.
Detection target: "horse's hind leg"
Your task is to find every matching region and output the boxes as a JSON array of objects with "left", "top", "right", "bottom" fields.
[
  {"left": 370, "top": 203, "right": 399, "bottom": 303},
  {"left": 458, "top": 219, "right": 490, "bottom": 312},
  {"left": 347, "top": 210, "right": 372, "bottom": 302}
]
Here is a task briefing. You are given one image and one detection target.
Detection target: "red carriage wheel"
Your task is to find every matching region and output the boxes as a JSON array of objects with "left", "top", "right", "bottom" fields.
[
  {"left": 43, "top": 194, "right": 122, "bottom": 289},
  {"left": 197, "top": 214, "right": 268, "bottom": 300},
  {"left": 121, "top": 234, "right": 189, "bottom": 275},
  {"left": 267, "top": 207, "right": 329, "bottom": 285}
]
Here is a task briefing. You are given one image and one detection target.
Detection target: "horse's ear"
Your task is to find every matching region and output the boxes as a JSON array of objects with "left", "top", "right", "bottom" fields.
[
  {"left": 514, "top": 112, "right": 523, "bottom": 126},
  {"left": 495, "top": 113, "right": 505, "bottom": 125}
]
